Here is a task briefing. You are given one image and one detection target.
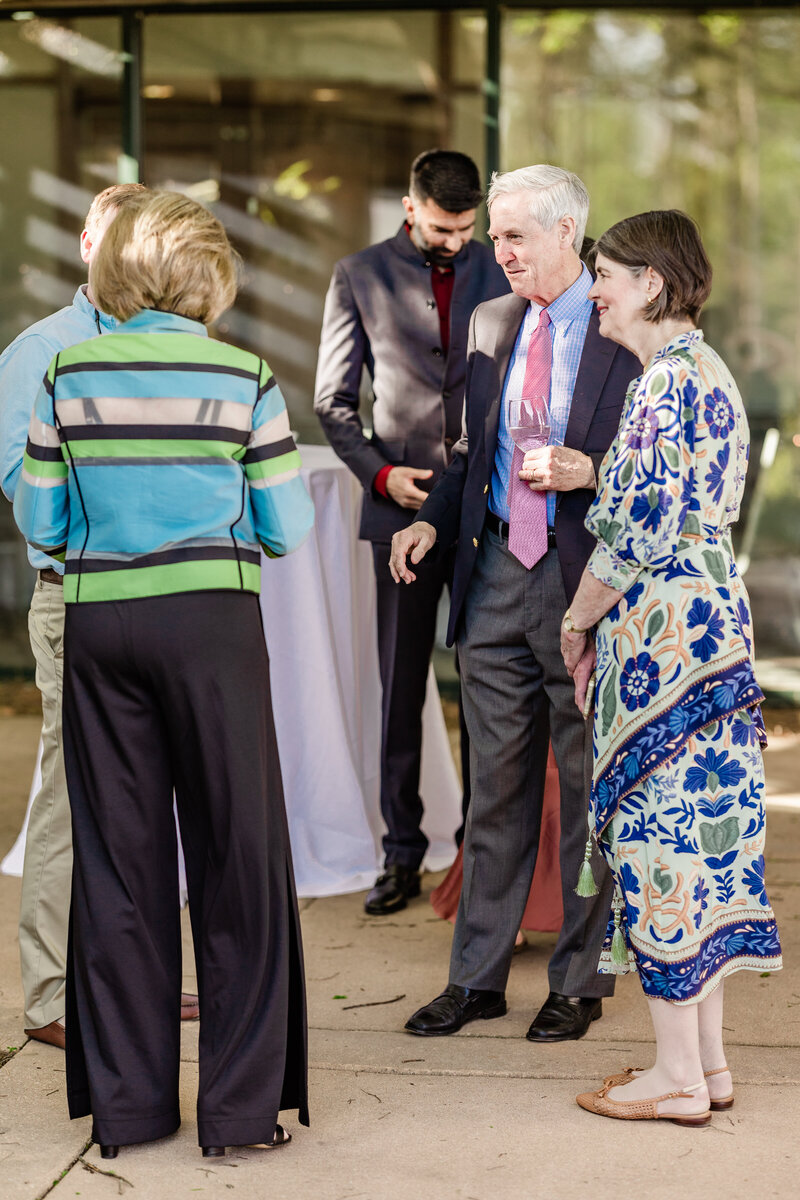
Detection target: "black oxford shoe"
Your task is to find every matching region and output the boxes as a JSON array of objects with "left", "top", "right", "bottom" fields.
[
  {"left": 364, "top": 864, "right": 421, "bottom": 915},
  {"left": 526, "top": 991, "right": 603, "bottom": 1042},
  {"left": 405, "top": 984, "right": 507, "bottom": 1036}
]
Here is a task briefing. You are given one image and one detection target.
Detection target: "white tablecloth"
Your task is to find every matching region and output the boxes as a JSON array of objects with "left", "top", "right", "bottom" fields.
[
  {"left": 259, "top": 443, "right": 461, "bottom": 894},
  {"left": 2, "top": 444, "right": 461, "bottom": 896}
]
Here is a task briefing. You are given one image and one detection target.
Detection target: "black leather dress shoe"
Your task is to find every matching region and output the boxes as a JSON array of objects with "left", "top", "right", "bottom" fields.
[
  {"left": 405, "top": 984, "right": 507, "bottom": 1036},
  {"left": 526, "top": 991, "right": 603, "bottom": 1042},
  {"left": 364, "top": 865, "right": 421, "bottom": 915}
]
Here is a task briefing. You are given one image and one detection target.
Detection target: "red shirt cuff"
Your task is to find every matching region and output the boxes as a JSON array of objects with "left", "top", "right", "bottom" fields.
[{"left": 373, "top": 464, "right": 393, "bottom": 497}]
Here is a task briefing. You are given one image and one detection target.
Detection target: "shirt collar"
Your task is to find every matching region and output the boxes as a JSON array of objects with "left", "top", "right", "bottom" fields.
[
  {"left": 529, "top": 263, "right": 593, "bottom": 333},
  {"left": 403, "top": 222, "right": 455, "bottom": 275},
  {"left": 117, "top": 309, "right": 209, "bottom": 337},
  {"left": 74, "top": 285, "right": 116, "bottom": 332},
  {"left": 393, "top": 221, "right": 470, "bottom": 272}
]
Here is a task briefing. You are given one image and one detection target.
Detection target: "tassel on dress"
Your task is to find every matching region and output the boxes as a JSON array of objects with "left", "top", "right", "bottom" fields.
[
  {"left": 610, "top": 902, "right": 629, "bottom": 967},
  {"left": 575, "top": 835, "right": 599, "bottom": 897}
]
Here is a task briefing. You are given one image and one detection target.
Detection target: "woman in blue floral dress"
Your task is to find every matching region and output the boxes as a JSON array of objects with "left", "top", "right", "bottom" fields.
[{"left": 550, "top": 211, "right": 781, "bottom": 1126}]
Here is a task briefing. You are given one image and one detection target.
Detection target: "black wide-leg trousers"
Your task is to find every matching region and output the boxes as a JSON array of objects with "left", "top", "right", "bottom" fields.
[{"left": 62, "top": 592, "right": 308, "bottom": 1149}]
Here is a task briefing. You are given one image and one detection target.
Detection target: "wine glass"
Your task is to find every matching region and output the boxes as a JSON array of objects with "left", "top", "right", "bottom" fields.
[{"left": 508, "top": 396, "right": 551, "bottom": 452}]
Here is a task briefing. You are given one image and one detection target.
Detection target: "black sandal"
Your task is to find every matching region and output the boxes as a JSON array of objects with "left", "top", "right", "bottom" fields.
[
  {"left": 201, "top": 1125, "right": 292, "bottom": 1158},
  {"left": 267, "top": 1125, "right": 291, "bottom": 1148}
]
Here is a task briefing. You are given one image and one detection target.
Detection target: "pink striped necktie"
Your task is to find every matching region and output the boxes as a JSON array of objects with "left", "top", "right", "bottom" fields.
[{"left": 507, "top": 308, "right": 552, "bottom": 569}]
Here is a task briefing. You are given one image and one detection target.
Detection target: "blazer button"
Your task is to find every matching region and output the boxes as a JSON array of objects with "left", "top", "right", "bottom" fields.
[
  {"left": 432, "top": 347, "right": 442, "bottom": 357},
  {"left": 443, "top": 389, "right": 451, "bottom": 398},
  {"left": 483, "top": 484, "right": 489, "bottom": 494},
  {"left": 472, "top": 537, "right": 478, "bottom": 547}
]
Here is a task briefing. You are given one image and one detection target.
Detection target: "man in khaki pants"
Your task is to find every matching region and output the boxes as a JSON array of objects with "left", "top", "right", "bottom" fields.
[{"left": 0, "top": 184, "right": 199, "bottom": 1047}]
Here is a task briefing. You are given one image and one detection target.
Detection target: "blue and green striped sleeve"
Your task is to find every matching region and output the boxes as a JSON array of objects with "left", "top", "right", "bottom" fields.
[{"left": 244, "top": 360, "right": 314, "bottom": 557}]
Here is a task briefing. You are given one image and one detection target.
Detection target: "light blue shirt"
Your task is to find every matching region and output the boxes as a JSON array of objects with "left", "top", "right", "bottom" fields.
[
  {"left": 489, "top": 264, "right": 594, "bottom": 527},
  {"left": 0, "top": 286, "right": 116, "bottom": 571}
]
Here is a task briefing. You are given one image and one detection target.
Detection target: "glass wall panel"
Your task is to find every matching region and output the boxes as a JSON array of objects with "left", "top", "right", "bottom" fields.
[
  {"left": 502, "top": 8, "right": 800, "bottom": 651},
  {"left": 0, "top": 15, "right": 122, "bottom": 672},
  {"left": 5, "top": 5, "right": 794, "bottom": 670},
  {"left": 142, "top": 9, "right": 486, "bottom": 442}
]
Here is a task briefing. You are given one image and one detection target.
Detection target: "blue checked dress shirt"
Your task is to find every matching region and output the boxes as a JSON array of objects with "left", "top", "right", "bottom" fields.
[{"left": 489, "top": 263, "right": 594, "bottom": 528}]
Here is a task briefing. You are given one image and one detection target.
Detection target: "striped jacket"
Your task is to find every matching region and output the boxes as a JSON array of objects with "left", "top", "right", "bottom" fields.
[{"left": 13, "top": 309, "right": 314, "bottom": 604}]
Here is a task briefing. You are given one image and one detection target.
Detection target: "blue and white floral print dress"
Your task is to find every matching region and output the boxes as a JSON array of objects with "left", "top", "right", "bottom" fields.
[{"left": 585, "top": 330, "right": 781, "bottom": 1003}]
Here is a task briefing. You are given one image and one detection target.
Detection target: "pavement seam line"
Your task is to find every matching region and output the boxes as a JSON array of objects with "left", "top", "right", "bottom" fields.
[
  {"left": 302, "top": 1026, "right": 800, "bottom": 1047},
  {"left": 34, "top": 1136, "right": 92, "bottom": 1200},
  {"left": 0, "top": 1043, "right": 24, "bottom": 1070},
  {"left": 306, "top": 1062, "right": 800, "bottom": 1083}
]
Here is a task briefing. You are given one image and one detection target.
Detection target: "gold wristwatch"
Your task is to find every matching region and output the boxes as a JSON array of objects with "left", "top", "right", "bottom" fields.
[{"left": 562, "top": 609, "right": 590, "bottom": 635}]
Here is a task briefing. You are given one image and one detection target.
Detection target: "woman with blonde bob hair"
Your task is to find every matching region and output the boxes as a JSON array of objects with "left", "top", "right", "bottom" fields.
[
  {"left": 15, "top": 190, "right": 314, "bottom": 1159},
  {"left": 93, "top": 190, "right": 238, "bottom": 324},
  {"left": 557, "top": 210, "right": 781, "bottom": 1126}
]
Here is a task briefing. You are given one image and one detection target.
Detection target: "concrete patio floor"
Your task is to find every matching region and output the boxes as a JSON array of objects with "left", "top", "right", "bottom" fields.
[{"left": 1, "top": 712, "right": 798, "bottom": 1200}]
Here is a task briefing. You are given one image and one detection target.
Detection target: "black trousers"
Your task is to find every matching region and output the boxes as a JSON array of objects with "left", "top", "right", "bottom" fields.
[
  {"left": 371, "top": 543, "right": 469, "bottom": 870},
  {"left": 63, "top": 592, "right": 308, "bottom": 1148}
]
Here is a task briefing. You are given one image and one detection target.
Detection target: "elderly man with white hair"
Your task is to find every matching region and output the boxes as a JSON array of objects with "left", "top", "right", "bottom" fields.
[{"left": 392, "top": 165, "right": 639, "bottom": 1042}]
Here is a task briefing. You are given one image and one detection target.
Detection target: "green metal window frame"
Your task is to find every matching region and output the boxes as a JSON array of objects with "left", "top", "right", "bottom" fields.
[{"left": 2, "top": 1, "right": 793, "bottom": 188}]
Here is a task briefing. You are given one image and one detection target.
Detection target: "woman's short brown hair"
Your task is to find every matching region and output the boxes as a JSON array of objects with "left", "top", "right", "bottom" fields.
[
  {"left": 590, "top": 210, "right": 712, "bottom": 324},
  {"left": 89, "top": 191, "right": 239, "bottom": 324}
]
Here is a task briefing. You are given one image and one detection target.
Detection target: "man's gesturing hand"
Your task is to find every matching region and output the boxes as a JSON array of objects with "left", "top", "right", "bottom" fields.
[
  {"left": 519, "top": 446, "right": 595, "bottom": 492},
  {"left": 389, "top": 521, "right": 437, "bottom": 583},
  {"left": 386, "top": 466, "right": 434, "bottom": 509}
]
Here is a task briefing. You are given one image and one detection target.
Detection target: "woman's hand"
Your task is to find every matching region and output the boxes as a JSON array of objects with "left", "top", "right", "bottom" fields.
[
  {"left": 559, "top": 568, "right": 624, "bottom": 674},
  {"left": 561, "top": 621, "right": 588, "bottom": 675},
  {"left": 572, "top": 643, "right": 597, "bottom": 714}
]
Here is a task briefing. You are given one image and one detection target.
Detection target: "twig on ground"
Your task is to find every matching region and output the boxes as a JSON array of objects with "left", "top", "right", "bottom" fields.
[
  {"left": 341, "top": 993, "right": 405, "bottom": 1010},
  {"left": 81, "top": 1157, "right": 134, "bottom": 1193}
]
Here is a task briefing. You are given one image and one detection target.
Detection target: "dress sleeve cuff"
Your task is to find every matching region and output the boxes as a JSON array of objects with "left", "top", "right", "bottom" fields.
[{"left": 587, "top": 540, "right": 643, "bottom": 592}]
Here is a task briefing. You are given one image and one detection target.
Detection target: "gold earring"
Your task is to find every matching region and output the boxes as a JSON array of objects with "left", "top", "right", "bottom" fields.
[{"left": 646, "top": 294, "right": 655, "bottom": 305}]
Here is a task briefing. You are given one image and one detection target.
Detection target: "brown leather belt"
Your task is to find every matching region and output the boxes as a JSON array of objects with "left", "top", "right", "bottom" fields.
[
  {"left": 38, "top": 568, "right": 63, "bottom": 586},
  {"left": 484, "top": 510, "right": 557, "bottom": 548}
]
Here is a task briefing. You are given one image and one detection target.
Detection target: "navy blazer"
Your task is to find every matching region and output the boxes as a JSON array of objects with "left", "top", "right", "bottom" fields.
[{"left": 417, "top": 292, "right": 640, "bottom": 645}]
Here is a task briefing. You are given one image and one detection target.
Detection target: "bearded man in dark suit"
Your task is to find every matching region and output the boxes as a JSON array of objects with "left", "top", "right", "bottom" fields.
[
  {"left": 391, "top": 165, "right": 639, "bottom": 1042},
  {"left": 315, "top": 150, "right": 508, "bottom": 915}
]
